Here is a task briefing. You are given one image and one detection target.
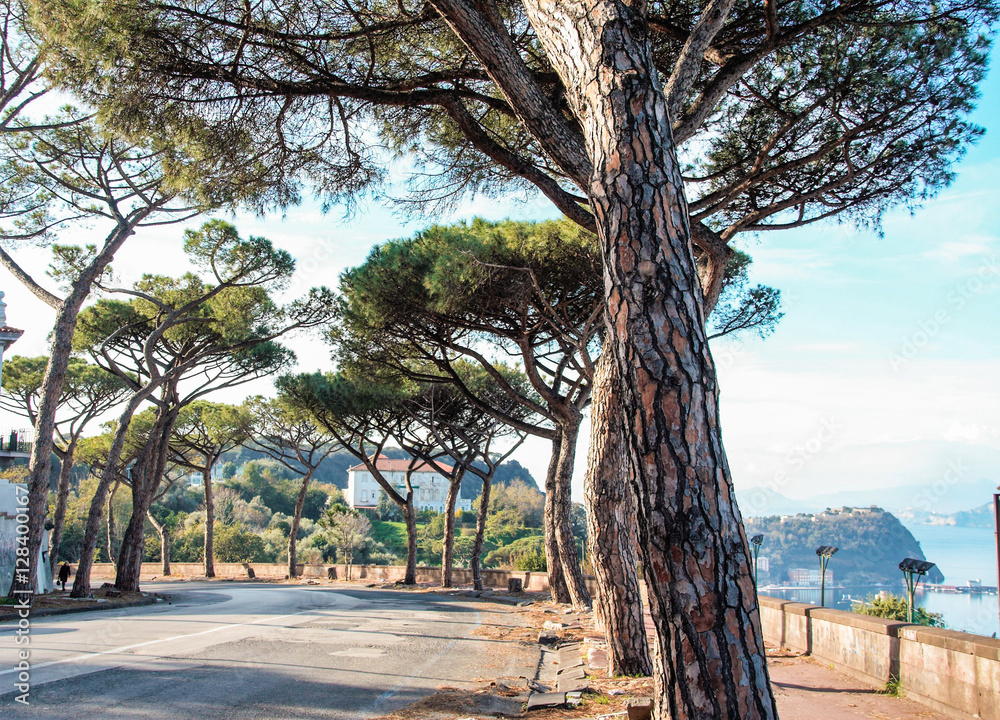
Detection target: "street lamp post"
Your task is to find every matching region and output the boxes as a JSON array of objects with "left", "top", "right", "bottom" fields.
[
  {"left": 816, "top": 546, "right": 839, "bottom": 607},
  {"left": 899, "top": 558, "right": 936, "bottom": 623},
  {"left": 750, "top": 534, "right": 764, "bottom": 586},
  {"left": 994, "top": 492, "right": 999, "bottom": 630}
]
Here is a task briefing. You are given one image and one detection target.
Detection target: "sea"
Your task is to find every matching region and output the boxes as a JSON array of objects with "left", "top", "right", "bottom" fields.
[{"left": 761, "top": 523, "right": 999, "bottom": 638}]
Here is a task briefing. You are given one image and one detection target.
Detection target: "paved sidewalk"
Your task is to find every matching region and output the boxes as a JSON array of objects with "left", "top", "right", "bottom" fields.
[{"left": 768, "top": 653, "right": 947, "bottom": 720}]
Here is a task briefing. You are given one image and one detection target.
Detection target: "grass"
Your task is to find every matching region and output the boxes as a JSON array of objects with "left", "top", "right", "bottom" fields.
[
  {"left": 880, "top": 676, "right": 903, "bottom": 697},
  {"left": 370, "top": 520, "right": 408, "bottom": 552}
]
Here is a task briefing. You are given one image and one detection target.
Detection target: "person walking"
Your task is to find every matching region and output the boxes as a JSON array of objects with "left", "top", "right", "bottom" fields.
[{"left": 57, "top": 562, "right": 72, "bottom": 592}]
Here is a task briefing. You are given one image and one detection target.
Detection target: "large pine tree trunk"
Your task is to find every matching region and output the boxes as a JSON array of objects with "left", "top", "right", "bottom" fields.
[
  {"left": 71, "top": 392, "right": 148, "bottom": 598},
  {"left": 288, "top": 469, "right": 314, "bottom": 578},
  {"left": 203, "top": 468, "right": 216, "bottom": 578},
  {"left": 402, "top": 493, "right": 417, "bottom": 585},
  {"left": 48, "top": 442, "right": 77, "bottom": 570},
  {"left": 17, "top": 221, "right": 143, "bottom": 597},
  {"left": 553, "top": 415, "right": 591, "bottom": 609},
  {"left": 440, "top": 475, "right": 461, "bottom": 588},
  {"left": 471, "top": 475, "right": 491, "bottom": 592},
  {"left": 585, "top": 351, "right": 651, "bottom": 677},
  {"left": 542, "top": 432, "right": 571, "bottom": 603},
  {"left": 115, "top": 407, "right": 175, "bottom": 592},
  {"left": 115, "top": 488, "right": 154, "bottom": 591},
  {"left": 523, "top": 4, "right": 777, "bottom": 718}
]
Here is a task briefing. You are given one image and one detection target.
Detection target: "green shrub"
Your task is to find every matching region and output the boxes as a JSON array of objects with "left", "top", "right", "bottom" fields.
[
  {"left": 214, "top": 524, "right": 268, "bottom": 563},
  {"left": 855, "top": 593, "right": 944, "bottom": 627}
]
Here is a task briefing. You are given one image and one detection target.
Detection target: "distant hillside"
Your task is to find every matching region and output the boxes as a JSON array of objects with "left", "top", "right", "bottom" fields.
[
  {"left": 735, "top": 486, "right": 817, "bottom": 517},
  {"left": 804, "top": 477, "right": 997, "bottom": 515},
  {"left": 745, "top": 507, "right": 944, "bottom": 585},
  {"left": 899, "top": 502, "right": 994, "bottom": 529}
]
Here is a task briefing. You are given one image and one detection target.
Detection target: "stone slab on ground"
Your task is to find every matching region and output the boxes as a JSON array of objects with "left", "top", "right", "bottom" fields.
[
  {"left": 556, "top": 677, "right": 589, "bottom": 693},
  {"left": 556, "top": 666, "right": 585, "bottom": 681},
  {"left": 556, "top": 650, "right": 583, "bottom": 667},
  {"left": 525, "top": 692, "right": 567, "bottom": 711},
  {"left": 627, "top": 697, "right": 653, "bottom": 720},
  {"left": 587, "top": 647, "right": 607, "bottom": 669}
]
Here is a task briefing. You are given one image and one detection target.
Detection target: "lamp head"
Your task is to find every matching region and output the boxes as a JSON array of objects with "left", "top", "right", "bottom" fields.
[{"left": 899, "top": 558, "right": 935, "bottom": 575}]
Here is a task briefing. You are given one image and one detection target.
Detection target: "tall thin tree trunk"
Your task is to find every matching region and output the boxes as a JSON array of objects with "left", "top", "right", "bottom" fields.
[
  {"left": 288, "top": 469, "right": 314, "bottom": 578},
  {"left": 553, "top": 415, "right": 591, "bottom": 609},
  {"left": 543, "top": 431, "right": 570, "bottom": 603},
  {"left": 115, "top": 489, "right": 154, "bottom": 591},
  {"left": 71, "top": 391, "right": 149, "bottom": 598},
  {"left": 440, "top": 475, "right": 461, "bottom": 588},
  {"left": 471, "top": 475, "right": 491, "bottom": 592},
  {"left": 402, "top": 493, "right": 417, "bottom": 585},
  {"left": 203, "top": 468, "right": 215, "bottom": 578},
  {"left": 523, "top": 4, "right": 777, "bottom": 718},
  {"left": 116, "top": 407, "right": 175, "bottom": 592},
  {"left": 107, "top": 479, "right": 121, "bottom": 569},
  {"left": 48, "top": 442, "right": 77, "bottom": 570},
  {"left": 18, "top": 221, "right": 142, "bottom": 598},
  {"left": 146, "top": 510, "right": 170, "bottom": 575},
  {"left": 585, "top": 351, "right": 651, "bottom": 677}
]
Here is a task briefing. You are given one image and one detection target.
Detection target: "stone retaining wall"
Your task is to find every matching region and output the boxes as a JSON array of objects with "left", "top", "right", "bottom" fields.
[
  {"left": 759, "top": 594, "right": 1000, "bottom": 720},
  {"left": 89, "top": 562, "right": 599, "bottom": 595}
]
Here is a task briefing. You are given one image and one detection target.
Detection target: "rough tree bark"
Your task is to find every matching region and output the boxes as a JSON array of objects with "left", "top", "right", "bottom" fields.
[
  {"left": 203, "top": 467, "right": 216, "bottom": 578},
  {"left": 440, "top": 470, "right": 463, "bottom": 588},
  {"left": 471, "top": 475, "right": 491, "bottom": 592},
  {"left": 107, "top": 478, "right": 120, "bottom": 569},
  {"left": 522, "top": 3, "right": 777, "bottom": 718},
  {"left": 116, "top": 408, "right": 175, "bottom": 592},
  {"left": 288, "top": 469, "right": 315, "bottom": 578},
  {"left": 48, "top": 440, "right": 77, "bottom": 570},
  {"left": 585, "top": 351, "right": 651, "bottom": 677},
  {"left": 553, "top": 414, "right": 591, "bottom": 609},
  {"left": 401, "top": 492, "right": 417, "bottom": 585},
  {"left": 71, "top": 392, "right": 150, "bottom": 598},
  {"left": 542, "top": 431, "right": 570, "bottom": 603}
]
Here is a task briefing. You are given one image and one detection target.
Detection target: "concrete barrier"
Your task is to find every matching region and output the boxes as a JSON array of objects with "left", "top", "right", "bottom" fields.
[
  {"left": 90, "top": 562, "right": 599, "bottom": 596},
  {"left": 759, "top": 594, "right": 1000, "bottom": 720}
]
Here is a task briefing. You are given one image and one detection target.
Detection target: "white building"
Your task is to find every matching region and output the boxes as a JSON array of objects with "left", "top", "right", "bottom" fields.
[
  {"left": 0, "top": 482, "right": 53, "bottom": 595},
  {"left": 347, "top": 456, "right": 473, "bottom": 514}
]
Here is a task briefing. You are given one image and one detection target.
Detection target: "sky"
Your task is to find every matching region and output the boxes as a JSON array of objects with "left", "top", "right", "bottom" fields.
[{"left": 1, "top": 56, "right": 997, "bottom": 515}]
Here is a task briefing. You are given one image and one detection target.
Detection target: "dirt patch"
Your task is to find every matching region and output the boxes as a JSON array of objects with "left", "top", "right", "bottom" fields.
[
  {"left": 373, "top": 682, "right": 527, "bottom": 719},
  {"left": 0, "top": 587, "right": 156, "bottom": 621},
  {"left": 373, "top": 679, "right": 654, "bottom": 720},
  {"left": 473, "top": 623, "right": 539, "bottom": 643},
  {"left": 765, "top": 643, "right": 806, "bottom": 659}
]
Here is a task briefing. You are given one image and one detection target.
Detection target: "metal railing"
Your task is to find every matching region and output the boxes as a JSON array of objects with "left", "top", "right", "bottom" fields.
[{"left": 0, "top": 428, "right": 33, "bottom": 453}]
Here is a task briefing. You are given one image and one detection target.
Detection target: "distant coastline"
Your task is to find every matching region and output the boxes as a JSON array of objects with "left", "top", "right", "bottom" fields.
[{"left": 898, "top": 502, "right": 993, "bottom": 529}]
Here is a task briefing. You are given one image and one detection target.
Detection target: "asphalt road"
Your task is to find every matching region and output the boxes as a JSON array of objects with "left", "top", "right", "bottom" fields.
[{"left": 0, "top": 581, "right": 538, "bottom": 719}]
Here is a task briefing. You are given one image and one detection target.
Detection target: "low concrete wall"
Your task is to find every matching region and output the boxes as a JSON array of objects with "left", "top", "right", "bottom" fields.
[
  {"left": 90, "top": 562, "right": 598, "bottom": 596},
  {"left": 759, "top": 594, "right": 1000, "bottom": 720}
]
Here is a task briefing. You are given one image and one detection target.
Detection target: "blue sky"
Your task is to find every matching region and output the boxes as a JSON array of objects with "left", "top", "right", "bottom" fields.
[{"left": 1, "top": 55, "right": 997, "bottom": 514}]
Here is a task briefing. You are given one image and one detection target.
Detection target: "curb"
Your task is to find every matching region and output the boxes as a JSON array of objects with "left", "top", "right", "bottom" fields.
[{"left": 0, "top": 595, "right": 160, "bottom": 623}]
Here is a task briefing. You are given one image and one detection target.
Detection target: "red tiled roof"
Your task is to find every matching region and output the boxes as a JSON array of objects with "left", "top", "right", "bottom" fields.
[{"left": 348, "top": 455, "right": 454, "bottom": 474}]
